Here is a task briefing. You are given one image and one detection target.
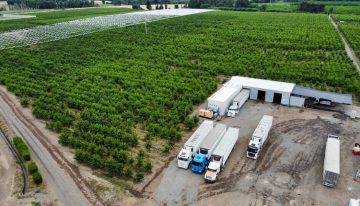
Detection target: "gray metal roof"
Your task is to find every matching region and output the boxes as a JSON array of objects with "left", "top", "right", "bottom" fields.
[
  {"left": 292, "top": 86, "right": 352, "bottom": 105},
  {"left": 200, "top": 123, "right": 227, "bottom": 150}
]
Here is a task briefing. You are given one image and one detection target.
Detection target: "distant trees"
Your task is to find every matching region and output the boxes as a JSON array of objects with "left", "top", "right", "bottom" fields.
[
  {"left": 299, "top": 2, "right": 325, "bottom": 13},
  {"left": 112, "top": 0, "right": 122, "bottom": 5},
  {"left": 235, "top": 0, "right": 250, "bottom": 8},
  {"left": 146, "top": 0, "right": 151, "bottom": 9},
  {"left": 6, "top": 0, "right": 95, "bottom": 9}
]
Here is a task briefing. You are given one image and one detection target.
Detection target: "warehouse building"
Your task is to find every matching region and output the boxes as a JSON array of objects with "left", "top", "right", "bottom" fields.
[
  {"left": 206, "top": 76, "right": 352, "bottom": 116},
  {"left": 224, "top": 76, "right": 296, "bottom": 105}
]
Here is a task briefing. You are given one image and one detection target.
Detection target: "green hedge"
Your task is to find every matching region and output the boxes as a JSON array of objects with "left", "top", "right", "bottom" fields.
[
  {"left": 32, "top": 172, "right": 43, "bottom": 185},
  {"left": 13, "top": 136, "right": 31, "bottom": 161},
  {"left": 28, "top": 161, "right": 38, "bottom": 174}
]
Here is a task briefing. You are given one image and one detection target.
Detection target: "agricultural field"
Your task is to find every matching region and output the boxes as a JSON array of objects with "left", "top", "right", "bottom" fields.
[
  {"left": 334, "top": 14, "right": 360, "bottom": 58},
  {"left": 0, "top": 7, "right": 132, "bottom": 32},
  {"left": 0, "top": 10, "right": 360, "bottom": 182}
]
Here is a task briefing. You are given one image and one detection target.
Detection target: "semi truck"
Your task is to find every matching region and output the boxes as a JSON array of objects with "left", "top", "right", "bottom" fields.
[
  {"left": 247, "top": 115, "right": 273, "bottom": 160},
  {"left": 192, "top": 123, "right": 227, "bottom": 174},
  {"left": 227, "top": 89, "right": 250, "bottom": 117},
  {"left": 204, "top": 127, "right": 239, "bottom": 182},
  {"left": 177, "top": 120, "right": 214, "bottom": 169},
  {"left": 323, "top": 134, "right": 340, "bottom": 187}
]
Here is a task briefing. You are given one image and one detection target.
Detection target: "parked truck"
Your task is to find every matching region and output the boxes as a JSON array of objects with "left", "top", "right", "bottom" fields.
[
  {"left": 227, "top": 89, "right": 250, "bottom": 117},
  {"left": 323, "top": 134, "right": 340, "bottom": 187},
  {"left": 247, "top": 115, "right": 273, "bottom": 160},
  {"left": 349, "top": 199, "right": 360, "bottom": 206},
  {"left": 177, "top": 120, "right": 214, "bottom": 169},
  {"left": 204, "top": 127, "right": 239, "bottom": 182},
  {"left": 192, "top": 123, "right": 227, "bottom": 174}
]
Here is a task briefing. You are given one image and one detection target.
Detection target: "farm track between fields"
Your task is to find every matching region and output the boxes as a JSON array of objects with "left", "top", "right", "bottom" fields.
[
  {"left": 0, "top": 88, "right": 104, "bottom": 206},
  {"left": 329, "top": 15, "right": 360, "bottom": 72}
]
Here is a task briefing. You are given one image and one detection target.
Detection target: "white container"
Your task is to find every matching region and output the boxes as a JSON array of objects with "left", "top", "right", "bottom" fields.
[
  {"left": 198, "top": 123, "right": 227, "bottom": 160},
  {"left": 205, "top": 127, "right": 239, "bottom": 182},
  {"left": 323, "top": 135, "right": 340, "bottom": 187},
  {"left": 247, "top": 115, "right": 273, "bottom": 159}
]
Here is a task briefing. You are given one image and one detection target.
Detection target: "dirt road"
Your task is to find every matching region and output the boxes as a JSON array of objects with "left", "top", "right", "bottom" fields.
[
  {"left": 330, "top": 15, "right": 360, "bottom": 72},
  {"left": 0, "top": 87, "right": 101, "bottom": 206},
  {"left": 154, "top": 160, "right": 202, "bottom": 205}
]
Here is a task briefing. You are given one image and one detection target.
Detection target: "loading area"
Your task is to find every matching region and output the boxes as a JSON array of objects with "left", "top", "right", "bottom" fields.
[{"left": 154, "top": 76, "right": 360, "bottom": 206}]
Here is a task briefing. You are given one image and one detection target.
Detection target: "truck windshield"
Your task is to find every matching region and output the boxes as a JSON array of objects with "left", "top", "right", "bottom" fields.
[
  {"left": 213, "top": 155, "right": 221, "bottom": 162},
  {"left": 192, "top": 161, "right": 201, "bottom": 166},
  {"left": 178, "top": 157, "right": 188, "bottom": 161},
  {"left": 247, "top": 147, "right": 258, "bottom": 153},
  {"left": 208, "top": 168, "right": 217, "bottom": 172},
  {"left": 199, "top": 148, "right": 208, "bottom": 155}
]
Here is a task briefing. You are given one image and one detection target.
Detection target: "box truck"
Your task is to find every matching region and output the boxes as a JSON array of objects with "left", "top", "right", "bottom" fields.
[
  {"left": 192, "top": 123, "right": 227, "bottom": 174},
  {"left": 177, "top": 120, "right": 214, "bottom": 169},
  {"left": 204, "top": 127, "right": 239, "bottom": 182},
  {"left": 227, "top": 89, "right": 250, "bottom": 117},
  {"left": 323, "top": 134, "right": 340, "bottom": 187},
  {"left": 247, "top": 115, "right": 273, "bottom": 160}
]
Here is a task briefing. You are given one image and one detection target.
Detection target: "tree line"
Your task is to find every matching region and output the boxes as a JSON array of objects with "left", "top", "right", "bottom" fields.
[{"left": 6, "top": 0, "right": 95, "bottom": 9}]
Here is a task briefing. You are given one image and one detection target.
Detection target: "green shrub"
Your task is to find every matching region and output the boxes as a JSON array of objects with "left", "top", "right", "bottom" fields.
[
  {"left": 259, "top": 5, "right": 267, "bottom": 12},
  {"left": 13, "top": 136, "right": 31, "bottom": 161},
  {"left": 144, "top": 162, "right": 152, "bottom": 172},
  {"left": 32, "top": 172, "right": 43, "bottom": 185},
  {"left": 134, "top": 172, "right": 144, "bottom": 182},
  {"left": 28, "top": 161, "right": 38, "bottom": 174},
  {"left": 145, "top": 141, "right": 152, "bottom": 151},
  {"left": 132, "top": 4, "right": 141, "bottom": 9},
  {"left": 124, "top": 167, "right": 133, "bottom": 178},
  {"left": 161, "top": 142, "right": 173, "bottom": 154},
  {"left": 20, "top": 97, "right": 30, "bottom": 107}
]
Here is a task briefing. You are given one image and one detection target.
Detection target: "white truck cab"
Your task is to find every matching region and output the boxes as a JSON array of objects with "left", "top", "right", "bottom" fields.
[
  {"left": 247, "top": 115, "right": 273, "bottom": 160},
  {"left": 227, "top": 103, "right": 239, "bottom": 117},
  {"left": 227, "top": 89, "right": 249, "bottom": 117},
  {"left": 177, "top": 147, "right": 192, "bottom": 169},
  {"left": 204, "top": 161, "right": 220, "bottom": 182}
]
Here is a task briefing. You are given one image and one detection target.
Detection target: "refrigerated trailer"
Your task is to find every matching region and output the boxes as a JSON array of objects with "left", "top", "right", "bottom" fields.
[
  {"left": 192, "top": 123, "right": 227, "bottom": 173},
  {"left": 177, "top": 120, "right": 214, "bottom": 169},
  {"left": 323, "top": 134, "right": 340, "bottom": 187},
  {"left": 204, "top": 127, "right": 239, "bottom": 182},
  {"left": 247, "top": 115, "right": 273, "bottom": 160},
  {"left": 227, "top": 89, "right": 250, "bottom": 117}
]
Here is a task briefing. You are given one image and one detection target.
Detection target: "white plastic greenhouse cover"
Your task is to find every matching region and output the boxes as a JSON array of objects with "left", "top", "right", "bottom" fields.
[{"left": 0, "top": 9, "right": 213, "bottom": 50}]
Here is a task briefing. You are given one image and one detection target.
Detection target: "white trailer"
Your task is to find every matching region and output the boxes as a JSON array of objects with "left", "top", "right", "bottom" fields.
[
  {"left": 323, "top": 134, "right": 340, "bottom": 187},
  {"left": 227, "top": 89, "right": 250, "bottom": 117},
  {"left": 207, "top": 86, "right": 242, "bottom": 116},
  {"left": 177, "top": 120, "right": 214, "bottom": 169},
  {"left": 204, "top": 127, "right": 239, "bottom": 182},
  {"left": 198, "top": 123, "right": 227, "bottom": 160},
  {"left": 247, "top": 115, "right": 273, "bottom": 159},
  {"left": 349, "top": 199, "right": 360, "bottom": 206}
]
